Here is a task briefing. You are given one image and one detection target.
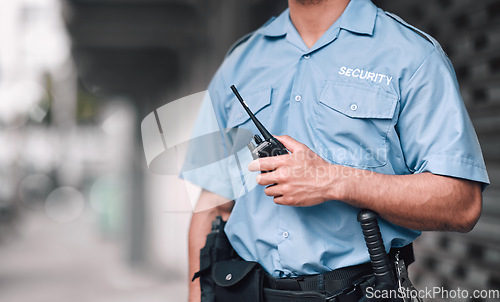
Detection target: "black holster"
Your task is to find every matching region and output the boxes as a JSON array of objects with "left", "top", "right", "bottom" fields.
[
  {"left": 212, "top": 260, "right": 264, "bottom": 302},
  {"left": 192, "top": 216, "right": 264, "bottom": 302}
]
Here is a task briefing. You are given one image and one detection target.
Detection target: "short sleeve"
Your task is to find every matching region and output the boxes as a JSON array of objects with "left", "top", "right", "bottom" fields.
[
  {"left": 180, "top": 74, "right": 254, "bottom": 200},
  {"left": 178, "top": 75, "right": 233, "bottom": 199},
  {"left": 397, "top": 49, "right": 489, "bottom": 187}
]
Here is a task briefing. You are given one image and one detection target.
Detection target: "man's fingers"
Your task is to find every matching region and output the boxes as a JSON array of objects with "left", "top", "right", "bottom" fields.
[
  {"left": 256, "top": 172, "right": 279, "bottom": 186},
  {"left": 248, "top": 156, "right": 288, "bottom": 172},
  {"left": 247, "top": 135, "right": 306, "bottom": 172},
  {"left": 264, "top": 184, "right": 283, "bottom": 197},
  {"left": 272, "top": 195, "right": 285, "bottom": 205},
  {"left": 274, "top": 135, "right": 306, "bottom": 153}
]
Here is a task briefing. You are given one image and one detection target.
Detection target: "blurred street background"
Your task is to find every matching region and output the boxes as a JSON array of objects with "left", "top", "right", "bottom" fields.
[{"left": 0, "top": 0, "right": 498, "bottom": 301}]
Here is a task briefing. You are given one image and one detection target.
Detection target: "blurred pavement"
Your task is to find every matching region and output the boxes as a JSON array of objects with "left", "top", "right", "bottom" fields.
[{"left": 0, "top": 211, "right": 187, "bottom": 302}]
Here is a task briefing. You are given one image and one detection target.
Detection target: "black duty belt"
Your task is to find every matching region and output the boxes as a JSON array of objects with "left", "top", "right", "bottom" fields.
[
  {"left": 262, "top": 244, "right": 414, "bottom": 302},
  {"left": 264, "top": 261, "right": 373, "bottom": 292}
]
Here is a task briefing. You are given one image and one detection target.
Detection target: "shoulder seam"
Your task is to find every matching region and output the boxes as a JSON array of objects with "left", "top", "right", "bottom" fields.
[
  {"left": 383, "top": 11, "right": 433, "bottom": 45},
  {"left": 225, "top": 31, "right": 255, "bottom": 58},
  {"left": 384, "top": 11, "right": 455, "bottom": 74},
  {"left": 225, "top": 16, "right": 278, "bottom": 58},
  {"left": 401, "top": 48, "right": 438, "bottom": 98},
  {"left": 407, "top": 48, "right": 437, "bottom": 83}
]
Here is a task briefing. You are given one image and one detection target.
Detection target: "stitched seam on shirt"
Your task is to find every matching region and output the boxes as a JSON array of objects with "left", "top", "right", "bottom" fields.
[
  {"left": 331, "top": 79, "right": 398, "bottom": 99},
  {"left": 445, "top": 156, "right": 487, "bottom": 170},
  {"left": 422, "top": 154, "right": 487, "bottom": 171},
  {"left": 401, "top": 48, "right": 438, "bottom": 96},
  {"left": 321, "top": 82, "right": 398, "bottom": 119}
]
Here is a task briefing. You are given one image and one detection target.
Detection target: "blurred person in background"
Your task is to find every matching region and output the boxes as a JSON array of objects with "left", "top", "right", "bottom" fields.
[{"left": 184, "top": 0, "right": 489, "bottom": 301}]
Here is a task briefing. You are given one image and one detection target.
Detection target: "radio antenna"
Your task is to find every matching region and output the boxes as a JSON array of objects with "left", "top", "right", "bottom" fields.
[{"left": 230, "top": 85, "right": 272, "bottom": 141}]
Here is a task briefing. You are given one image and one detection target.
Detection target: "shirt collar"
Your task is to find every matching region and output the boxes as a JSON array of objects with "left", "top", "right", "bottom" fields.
[
  {"left": 339, "top": 0, "right": 378, "bottom": 35},
  {"left": 260, "top": 9, "right": 289, "bottom": 37},
  {"left": 260, "top": 0, "right": 377, "bottom": 38}
]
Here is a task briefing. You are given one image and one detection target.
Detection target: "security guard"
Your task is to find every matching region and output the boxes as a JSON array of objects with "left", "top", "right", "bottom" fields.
[{"left": 184, "top": 0, "right": 490, "bottom": 301}]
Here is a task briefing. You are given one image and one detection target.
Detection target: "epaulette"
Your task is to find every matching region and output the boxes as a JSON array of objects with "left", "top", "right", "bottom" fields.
[
  {"left": 384, "top": 11, "right": 433, "bottom": 45},
  {"left": 384, "top": 11, "right": 454, "bottom": 71},
  {"left": 225, "top": 31, "right": 254, "bottom": 58}
]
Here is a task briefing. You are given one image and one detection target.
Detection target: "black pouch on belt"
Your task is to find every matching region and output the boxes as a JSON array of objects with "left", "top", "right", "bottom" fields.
[
  {"left": 212, "top": 260, "right": 264, "bottom": 302},
  {"left": 193, "top": 217, "right": 235, "bottom": 302}
]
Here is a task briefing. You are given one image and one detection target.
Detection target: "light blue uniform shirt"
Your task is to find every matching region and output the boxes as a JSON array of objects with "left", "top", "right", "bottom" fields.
[{"left": 182, "top": 0, "right": 489, "bottom": 277}]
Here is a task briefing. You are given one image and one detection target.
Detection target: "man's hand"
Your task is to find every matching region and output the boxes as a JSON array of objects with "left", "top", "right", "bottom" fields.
[
  {"left": 247, "top": 135, "right": 347, "bottom": 207},
  {"left": 247, "top": 135, "right": 482, "bottom": 233}
]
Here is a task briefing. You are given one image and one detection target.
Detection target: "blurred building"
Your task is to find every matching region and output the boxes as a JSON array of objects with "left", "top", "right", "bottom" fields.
[
  {"left": 0, "top": 0, "right": 499, "bottom": 301},
  {"left": 0, "top": 0, "right": 77, "bottom": 233},
  {"left": 61, "top": 0, "right": 287, "bottom": 271}
]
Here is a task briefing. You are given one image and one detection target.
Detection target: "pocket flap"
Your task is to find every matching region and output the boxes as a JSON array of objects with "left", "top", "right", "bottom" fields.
[
  {"left": 213, "top": 260, "right": 260, "bottom": 287},
  {"left": 226, "top": 87, "right": 272, "bottom": 128},
  {"left": 319, "top": 83, "right": 397, "bottom": 119}
]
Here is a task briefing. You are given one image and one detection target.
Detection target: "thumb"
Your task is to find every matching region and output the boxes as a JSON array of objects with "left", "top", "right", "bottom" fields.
[{"left": 274, "top": 135, "right": 305, "bottom": 153}]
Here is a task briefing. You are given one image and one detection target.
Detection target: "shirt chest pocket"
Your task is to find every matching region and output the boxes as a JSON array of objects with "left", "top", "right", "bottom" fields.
[
  {"left": 226, "top": 86, "right": 273, "bottom": 132},
  {"left": 312, "top": 82, "right": 398, "bottom": 168}
]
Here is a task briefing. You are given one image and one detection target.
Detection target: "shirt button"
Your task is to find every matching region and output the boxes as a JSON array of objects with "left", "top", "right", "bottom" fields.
[
  {"left": 303, "top": 54, "right": 310, "bottom": 59},
  {"left": 350, "top": 103, "right": 358, "bottom": 111},
  {"left": 283, "top": 231, "right": 289, "bottom": 238},
  {"left": 295, "top": 95, "right": 302, "bottom": 102}
]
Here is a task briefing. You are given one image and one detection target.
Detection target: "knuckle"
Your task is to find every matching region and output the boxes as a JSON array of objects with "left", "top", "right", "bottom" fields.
[
  {"left": 281, "top": 196, "right": 292, "bottom": 205},
  {"left": 276, "top": 172, "right": 285, "bottom": 182},
  {"left": 276, "top": 157, "right": 286, "bottom": 166},
  {"left": 283, "top": 154, "right": 294, "bottom": 163},
  {"left": 258, "top": 159, "right": 268, "bottom": 170},
  {"left": 264, "top": 186, "right": 272, "bottom": 196},
  {"left": 283, "top": 198, "right": 292, "bottom": 206}
]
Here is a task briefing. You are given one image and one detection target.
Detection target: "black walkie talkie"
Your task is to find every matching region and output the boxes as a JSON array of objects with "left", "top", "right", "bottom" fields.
[
  {"left": 232, "top": 86, "right": 402, "bottom": 300},
  {"left": 230, "top": 85, "right": 288, "bottom": 159}
]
